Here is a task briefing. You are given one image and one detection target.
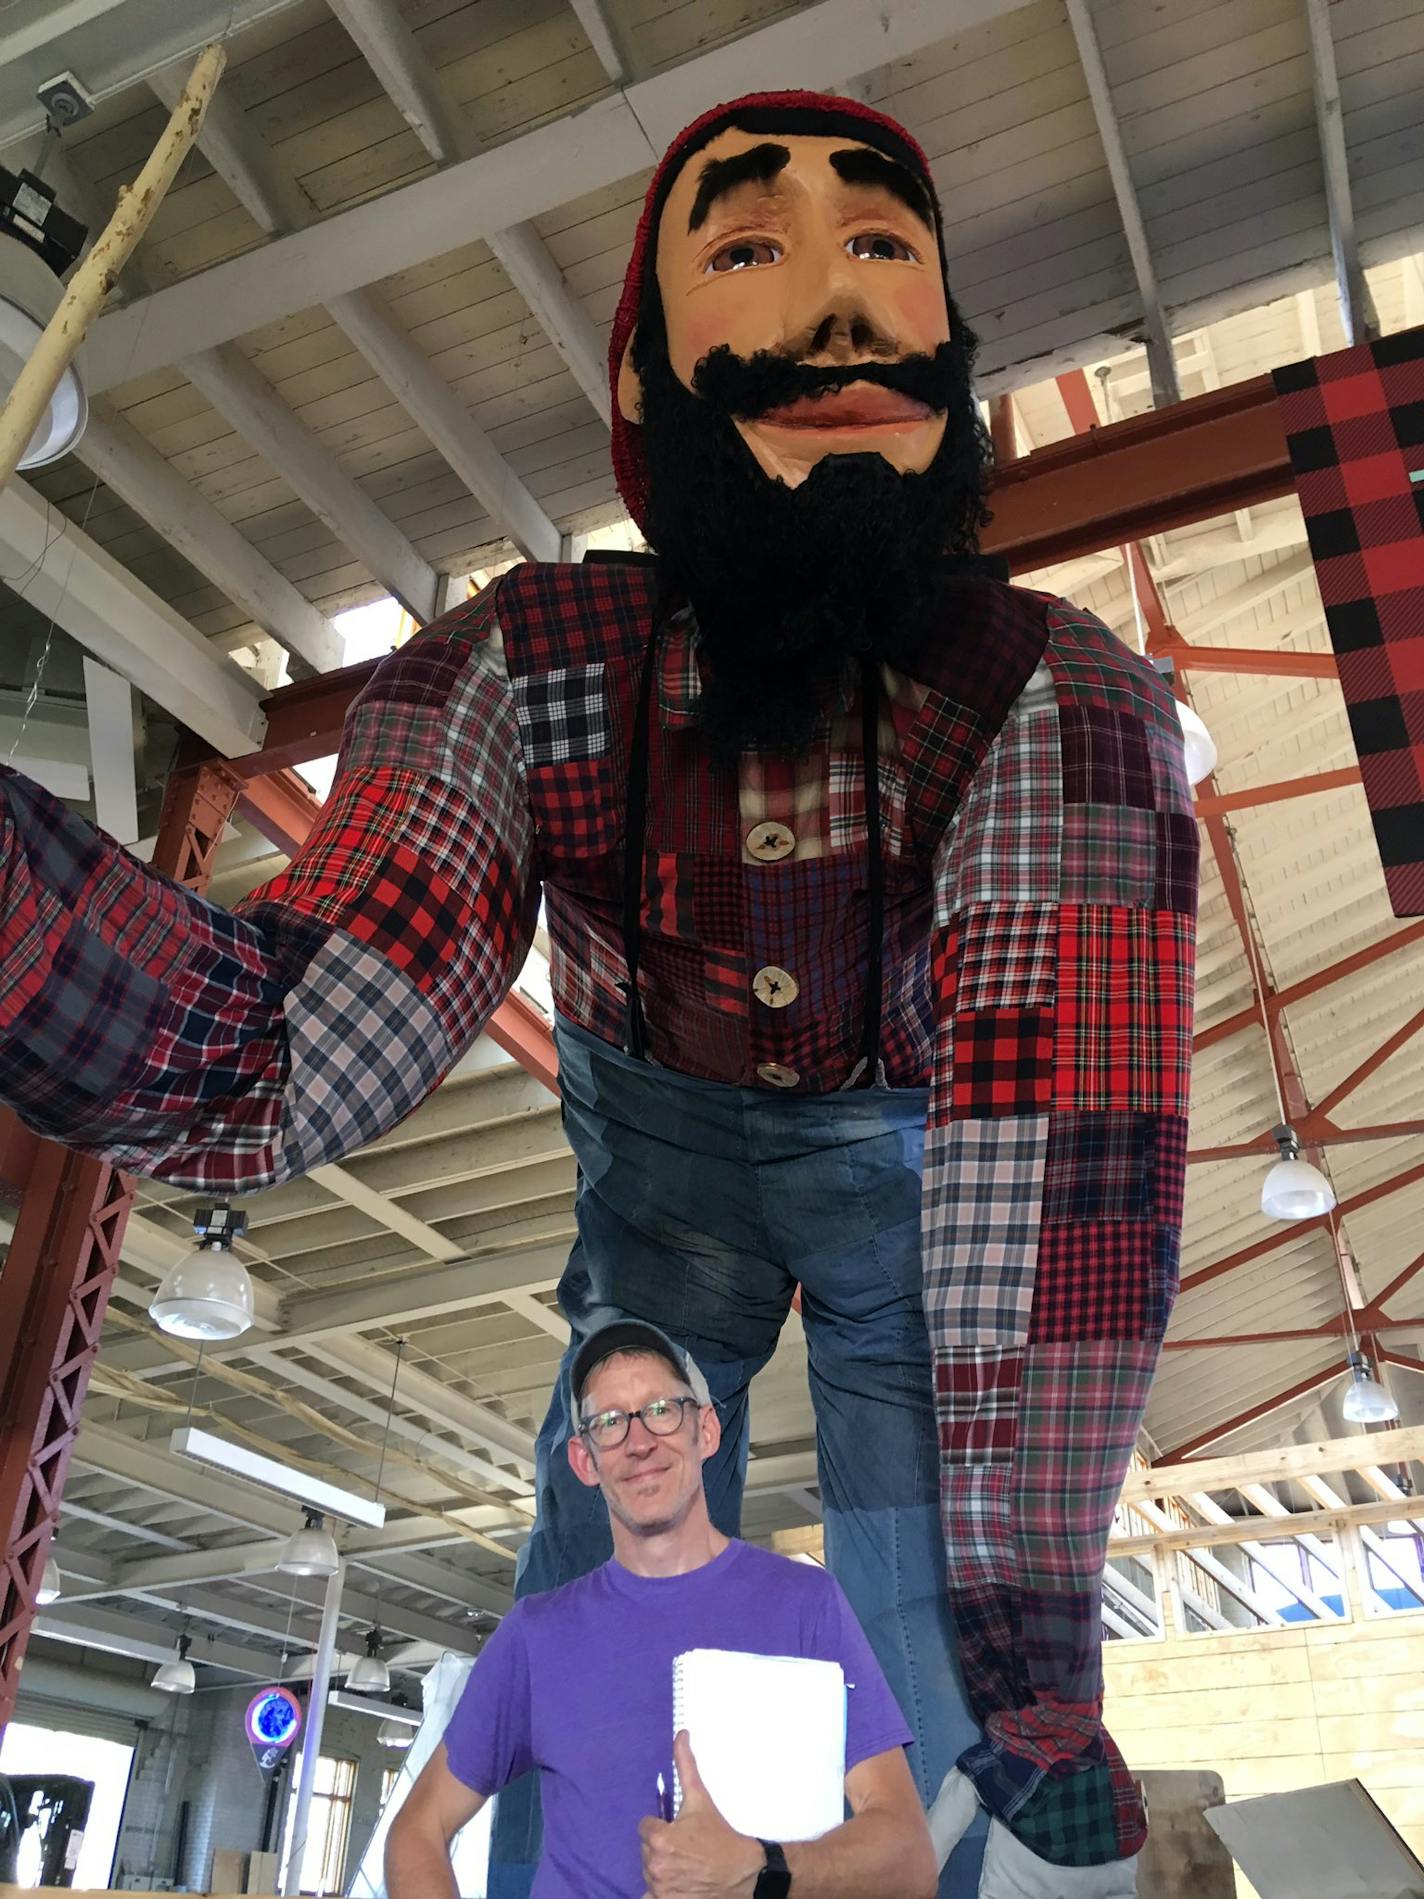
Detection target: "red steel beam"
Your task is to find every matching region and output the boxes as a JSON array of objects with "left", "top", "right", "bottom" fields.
[
  {"left": 0, "top": 1108, "right": 38, "bottom": 1204},
  {"left": 0, "top": 761, "right": 242, "bottom": 1733},
  {"left": 1165, "top": 644, "right": 1338, "bottom": 679},
  {"left": 1189, "top": 1121, "right": 1424, "bottom": 1162},
  {"left": 1373, "top": 1248, "right": 1424, "bottom": 1313},
  {"left": 1193, "top": 767, "right": 1361, "bottom": 818},
  {"left": 991, "top": 372, "right": 1293, "bottom": 571},
  {"left": 1159, "top": 1359, "right": 1352, "bottom": 1461},
  {"left": 1195, "top": 920, "right": 1424, "bottom": 1051},
  {"left": 1311, "top": 1004, "right": 1424, "bottom": 1124}
]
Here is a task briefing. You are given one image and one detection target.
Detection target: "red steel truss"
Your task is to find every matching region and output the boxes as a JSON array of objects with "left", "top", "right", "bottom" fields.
[{"left": 0, "top": 762, "right": 241, "bottom": 1730}]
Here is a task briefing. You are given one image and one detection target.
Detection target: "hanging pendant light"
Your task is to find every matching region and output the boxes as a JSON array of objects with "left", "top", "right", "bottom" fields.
[
  {"left": 1260, "top": 1125, "right": 1336, "bottom": 1221},
  {"left": 1175, "top": 699, "right": 1218, "bottom": 787},
  {"left": 1340, "top": 1350, "right": 1399, "bottom": 1425},
  {"left": 279, "top": 1508, "right": 340, "bottom": 1578},
  {"left": 378, "top": 1718, "right": 414, "bottom": 1749},
  {"left": 152, "top": 1633, "right": 196, "bottom": 1694},
  {"left": 36, "top": 1554, "right": 62, "bottom": 1606},
  {"left": 346, "top": 1626, "right": 390, "bottom": 1695},
  {"left": 149, "top": 1204, "right": 254, "bottom": 1340},
  {"left": 0, "top": 170, "right": 89, "bottom": 469}
]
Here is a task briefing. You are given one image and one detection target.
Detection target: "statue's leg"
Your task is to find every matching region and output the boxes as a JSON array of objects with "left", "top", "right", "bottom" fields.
[
  {"left": 488, "top": 1029, "right": 796, "bottom": 1896},
  {"left": 757, "top": 1087, "right": 988, "bottom": 1899}
]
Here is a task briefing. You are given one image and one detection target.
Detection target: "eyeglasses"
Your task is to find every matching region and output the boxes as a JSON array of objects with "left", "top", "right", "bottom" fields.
[{"left": 577, "top": 1395, "right": 702, "bottom": 1450}]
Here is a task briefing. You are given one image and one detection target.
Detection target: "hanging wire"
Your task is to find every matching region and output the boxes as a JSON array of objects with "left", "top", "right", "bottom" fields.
[
  {"left": 184, "top": 1340, "right": 207, "bottom": 1431},
  {"left": 372, "top": 1338, "right": 406, "bottom": 1500},
  {"left": 1237, "top": 877, "right": 1290, "bottom": 1129}
]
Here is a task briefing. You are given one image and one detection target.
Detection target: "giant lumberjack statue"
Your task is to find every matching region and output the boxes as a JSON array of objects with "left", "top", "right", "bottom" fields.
[{"left": 0, "top": 94, "right": 1197, "bottom": 1898}]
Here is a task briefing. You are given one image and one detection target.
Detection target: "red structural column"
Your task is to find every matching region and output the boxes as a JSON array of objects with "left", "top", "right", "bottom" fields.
[{"left": 0, "top": 761, "right": 240, "bottom": 1730}]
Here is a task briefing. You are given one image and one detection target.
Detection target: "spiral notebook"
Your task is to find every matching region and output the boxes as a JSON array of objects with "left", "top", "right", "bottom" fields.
[{"left": 671, "top": 1648, "right": 847, "bottom": 1841}]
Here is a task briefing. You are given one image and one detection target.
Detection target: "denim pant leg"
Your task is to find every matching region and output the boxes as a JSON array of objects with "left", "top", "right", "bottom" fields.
[
  {"left": 758, "top": 1097, "right": 989, "bottom": 1899},
  {"left": 489, "top": 1057, "right": 796, "bottom": 1897}
]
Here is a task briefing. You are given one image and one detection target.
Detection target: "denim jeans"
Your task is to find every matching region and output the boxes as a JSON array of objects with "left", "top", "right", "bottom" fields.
[{"left": 488, "top": 1018, "right": 988, "bottom": 1897}]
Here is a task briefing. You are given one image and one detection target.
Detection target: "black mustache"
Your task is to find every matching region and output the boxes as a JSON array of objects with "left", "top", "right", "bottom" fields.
[{"left": 689, "top": 342, "right": 958, "bottom": 421}]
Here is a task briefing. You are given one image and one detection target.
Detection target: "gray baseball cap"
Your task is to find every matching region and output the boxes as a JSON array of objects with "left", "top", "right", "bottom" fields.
[{"left": 569, "top": 1318, "right": 712, "bottom": 1416}]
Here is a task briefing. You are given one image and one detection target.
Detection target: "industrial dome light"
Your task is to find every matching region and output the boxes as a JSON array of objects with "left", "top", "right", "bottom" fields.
[
  {"left": 1175, "top": 699, "right": 1218, "bottom": 787},
  {"left": 0, "top": 164, "right": 88, "bottom": 468},
  {"left": 279, "top": 1509, "right": 340, "bottom": 1578},
  {"left": 36, "top": 1553, "right": 62, "bottom": 1606},
  {"left": 1340, "top": 1351, "right": 1399, "bottom": 1426},
  {"left": 1260, "top": 1126, "right": 1336, "bottom": 1222},
  {"left": 152, "top": 1633, "right": 196, "bottom": 1695},
  {"left": 378, "top": 1718, "right": 415, "bottom": 1749},
  {"left": 346, "top": 1626, "right": 391, "bottom": 1695},
  {"left": 149, "top": 1204, "right": 254, "bottom": 1340}
]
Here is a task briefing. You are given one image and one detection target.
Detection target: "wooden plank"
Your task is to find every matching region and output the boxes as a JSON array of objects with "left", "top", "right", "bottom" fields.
[{"left": 1123, "top": 1425, "right": 1424, "bottom": 1501}]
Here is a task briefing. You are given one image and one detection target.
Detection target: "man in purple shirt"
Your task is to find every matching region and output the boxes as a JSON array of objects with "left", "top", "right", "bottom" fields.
[{"left": 386, "top": 1319, "right": 936, "bottom": 1899}]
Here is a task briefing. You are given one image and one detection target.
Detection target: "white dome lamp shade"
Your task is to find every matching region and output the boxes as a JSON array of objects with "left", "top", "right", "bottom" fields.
[
  {"left": 346, "top": 1626, "right": 391, "bottom": 1695},
  {"left": 279, "top": 1508, "right": 340, "bottom": 1578},
  {"left": 0, "top": 171, "right": 89, "bottom": 469},
  {"left": 378, "top": 1719, "right": 415, "bottom": 1749},
  {"left": 1175, "top": 699, "right": 1218, "bottom": 787},
  {"left": 36, "top": 1553, "right": 62, "bottom": 1606},
  {"left": 1340, "top": 1350, "right": 1400, "bottom": 1425},
  {"left": 152, "top": 1633, "right": 196, "bottom": 1695},
  {"left": 1261, "top": 1125, "right": 1336, "bottom": 1222},
  {"left": 149, "top": 1204, "right": 254, "bottom": 1341}
]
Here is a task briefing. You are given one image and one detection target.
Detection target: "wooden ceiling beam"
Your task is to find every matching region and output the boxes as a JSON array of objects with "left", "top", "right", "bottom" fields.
[
  {"left": 1302, "top": 0, "right": 1379, "bottom": 346},
  {"left": 84, "top": 0, "right": 1030, "bottom": 389},
  {"left": 568, "top": 0, "right": 636, "bottom": 85},
  {"left": 0, "top": 477, "right": 267, "bottom": 757}
]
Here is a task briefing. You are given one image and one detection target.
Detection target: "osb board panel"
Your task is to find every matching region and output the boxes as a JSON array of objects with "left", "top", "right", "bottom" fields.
[{"left": 1103, "top": 1615, "right": 1424, "bottom": 1888}]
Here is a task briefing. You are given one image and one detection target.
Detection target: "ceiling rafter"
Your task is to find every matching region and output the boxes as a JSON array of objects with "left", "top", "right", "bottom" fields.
[
  {"left": 1302, "top": 0, "right": 1379, "bottom": 345},
  {"left": 84, "top": 0, "right": 1029, "bottom": 391},
  {"left": 151, "top": 41, "right": 561, "bottom": 570},
  {"left": 1063, "top": 0, "right": 1179, "bottom": 406}
]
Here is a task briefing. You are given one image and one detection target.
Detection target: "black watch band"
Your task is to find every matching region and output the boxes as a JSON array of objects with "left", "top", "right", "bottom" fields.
[{"left": 754, "top": 1839, "right": 791, "bottom": 1897}]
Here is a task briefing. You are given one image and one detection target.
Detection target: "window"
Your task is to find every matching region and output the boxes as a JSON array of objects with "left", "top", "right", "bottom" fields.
[
  {"left": 284, "top": 1754, "right": 358, "bottom": 1897},
  {"left": 380, "top": 1766, "right": 402, "bottom": 1808}
]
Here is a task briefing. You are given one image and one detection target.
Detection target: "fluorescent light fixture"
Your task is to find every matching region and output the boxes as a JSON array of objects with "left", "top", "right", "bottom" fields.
[
  {"left": 170, "top": 1425, "right": 386, "bottom": 1528},
  {"left": 328, "top": 1691, "right": 421, "bottom": 1725}
]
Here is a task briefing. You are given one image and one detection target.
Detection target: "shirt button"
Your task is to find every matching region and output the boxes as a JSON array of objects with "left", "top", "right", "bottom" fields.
[
  {"left": 746, "top": 821, "right": 795, "bottom": 862},
  {"left": 752, "top": 965, "right": 799, "bottom": 1009},
  {"left": 757, "top": 1062, "right": 800, "bottom": 1089}
]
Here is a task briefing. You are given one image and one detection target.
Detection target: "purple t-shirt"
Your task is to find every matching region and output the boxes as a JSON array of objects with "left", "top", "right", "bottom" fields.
[{"left": 442, "top": 1539, "right": 911, "bottom": 1899}]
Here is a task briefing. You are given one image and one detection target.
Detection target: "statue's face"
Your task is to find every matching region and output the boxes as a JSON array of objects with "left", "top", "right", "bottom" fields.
[{"left": 619, "top": 130, "right": 951, "bottom": 489}]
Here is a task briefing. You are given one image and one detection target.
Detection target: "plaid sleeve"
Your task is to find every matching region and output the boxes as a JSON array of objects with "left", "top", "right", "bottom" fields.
[
  {"left": 0, "top": 585, "right": 538, "bottom": 1191},
  {"left": 924, "top": 597, "right": 1199, "bottom": 1866}
]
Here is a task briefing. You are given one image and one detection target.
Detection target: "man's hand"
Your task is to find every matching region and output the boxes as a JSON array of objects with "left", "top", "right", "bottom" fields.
[{"left": 639, "top": 1730, "right": 765, "bottom": 1899}]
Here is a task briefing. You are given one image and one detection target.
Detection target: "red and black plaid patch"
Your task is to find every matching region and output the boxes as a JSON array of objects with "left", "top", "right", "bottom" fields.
[
  {"left": 1028, "top": 1219, "right": 1175, "bottom": 1343},
  {"left": 1275, "top": 328, "right": 1424, "bottom": 915},
  {"left": 1054, "top": 907, "right": 1193, "bottom": 1114},
  {"left": 345, "top": 843, "right": 471, "bottom": 983},
  {"left": 951, "top": 1008, "right": 1053, "bottom": 1117}
]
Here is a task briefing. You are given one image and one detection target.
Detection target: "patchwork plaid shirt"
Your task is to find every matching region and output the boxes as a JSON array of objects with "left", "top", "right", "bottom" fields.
[{"left": 0, "top": 555, "right": 1197, "bottom": 1867}]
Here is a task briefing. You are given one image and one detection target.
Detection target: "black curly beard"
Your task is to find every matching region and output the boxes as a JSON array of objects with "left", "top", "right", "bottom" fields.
[{"left": 633, "top": 296, "right": 991, "bottom": 759}]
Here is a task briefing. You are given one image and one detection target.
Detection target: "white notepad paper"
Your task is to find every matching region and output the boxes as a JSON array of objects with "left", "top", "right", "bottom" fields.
[{"left": 672, "top": 1648, "right": 847, "bottom": 1841}]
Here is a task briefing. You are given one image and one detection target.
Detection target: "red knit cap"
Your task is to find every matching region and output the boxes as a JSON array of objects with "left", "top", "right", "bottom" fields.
[{"left": 607, "top": 91, "right": 938, "bottom": 536}]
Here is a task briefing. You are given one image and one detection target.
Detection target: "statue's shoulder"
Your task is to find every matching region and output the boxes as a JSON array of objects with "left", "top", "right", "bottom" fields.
[{"left": 494, "top": 553, "right": 663, "bottom": 677}]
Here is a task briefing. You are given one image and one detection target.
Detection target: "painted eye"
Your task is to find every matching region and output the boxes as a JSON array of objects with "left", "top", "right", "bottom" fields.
[
  {"left": 707, "top": 239, "right": 783, "bottom": 273},
  {"left": 847, "top": 232, "right": 917, "bottom": 262}
]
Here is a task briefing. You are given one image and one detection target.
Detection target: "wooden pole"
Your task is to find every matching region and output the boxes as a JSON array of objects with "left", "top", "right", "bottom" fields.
[{"left": 0, "top": 42, "right": 226, "bottom": 490}]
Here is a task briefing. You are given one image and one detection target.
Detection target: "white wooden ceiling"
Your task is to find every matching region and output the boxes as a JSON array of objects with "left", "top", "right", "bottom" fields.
[{"left": 4, "top": 0, "right": 1424, "bottom": 1687}]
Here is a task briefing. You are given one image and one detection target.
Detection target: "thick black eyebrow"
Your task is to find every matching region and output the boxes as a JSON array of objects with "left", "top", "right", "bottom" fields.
[
  {"left": 687, "top": 142, "right": 791, "bottom": 231},
  {"left": 830, "top": 146, "right": 934, "bottom": 229}
]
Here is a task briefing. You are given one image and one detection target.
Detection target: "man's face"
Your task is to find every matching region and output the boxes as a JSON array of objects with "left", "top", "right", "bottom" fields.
[
  {"left": 625, "top": 130, "right": 951, "bottom": 489},
  {"left": 567, "top": 1351, "right": 719, "bottom": 1538}
]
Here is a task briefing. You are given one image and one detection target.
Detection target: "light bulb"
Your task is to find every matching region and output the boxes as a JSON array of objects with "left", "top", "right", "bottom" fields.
[
  {"left": 279, "top": 1511, "right": 339, "bottom": 1578},
  {"left": 1175, "top": 700, "right": 1217, "bottom": 787},
  {"left": 378, "top": 1719, "right": 414, "bottom": 1748},
  {"left": 149, "top": 1244, "right": 254, "bottom": 1340},
  {"left": 36, "top": 1555, "right": 61, "bottom": 1606},
  {"left": 1341, "top": 1355, "right": 1399, "bottom": 1425},
  {"left": 1261, "top": 1128, "right": 1335, "bottom": 1221}
]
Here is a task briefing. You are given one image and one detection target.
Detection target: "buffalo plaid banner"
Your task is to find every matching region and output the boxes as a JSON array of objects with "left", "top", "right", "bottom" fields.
[{"left": 1273, "top": 327, "right": 1424, "bottom": 916}]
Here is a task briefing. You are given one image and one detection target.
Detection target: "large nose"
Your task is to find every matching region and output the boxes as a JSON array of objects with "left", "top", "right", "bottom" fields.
[{"left": 781, "top": 233, "right": 899, "bottom": 364}]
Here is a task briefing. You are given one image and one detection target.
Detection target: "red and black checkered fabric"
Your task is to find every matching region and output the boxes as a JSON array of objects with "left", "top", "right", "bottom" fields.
[{"left": 1274, "top": 327, "right": 1424, "bottom": 916}]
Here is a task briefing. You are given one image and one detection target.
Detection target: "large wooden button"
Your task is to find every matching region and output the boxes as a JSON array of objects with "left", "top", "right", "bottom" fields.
[
  {"left": 752, "top": 965, "right": 799, "bottom": 1009},
  {"left": 756, "top": 1061, "right": 801, "bottom": 1088},
  {"left": 746, "top": 821, "right": 796, "bottom": 862}
]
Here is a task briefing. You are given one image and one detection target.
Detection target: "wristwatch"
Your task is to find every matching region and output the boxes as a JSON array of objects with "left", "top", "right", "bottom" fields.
[{"left": 754, "top": 1839, "right": 791, "bottom": 1897}]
